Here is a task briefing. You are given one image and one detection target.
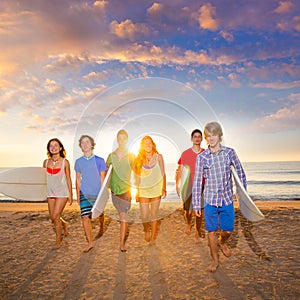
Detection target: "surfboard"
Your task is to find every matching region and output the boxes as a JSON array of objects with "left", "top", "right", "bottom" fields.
[
  {"left": 0, "top": 167, "right": 47, "bottom": 201},
  {"left": 179, "top": 165, "right": 192, "bottom": 202},
  {"left": 91, "top": 164, "right": 113, "bottom": 219},
  {"left": 231, "top": 165, "right": 265, "bottom": 222}
]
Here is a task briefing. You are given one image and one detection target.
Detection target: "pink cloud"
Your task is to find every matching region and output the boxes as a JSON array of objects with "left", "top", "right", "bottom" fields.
[
  {"left": 252, "top": 100, "right": 300, "bottom": 133},
  {"left": 195, "top": 3, "right": 220, "bottom": 31},
  {"left": 274, "top": 1, "right": 294, "bottom": 14}
]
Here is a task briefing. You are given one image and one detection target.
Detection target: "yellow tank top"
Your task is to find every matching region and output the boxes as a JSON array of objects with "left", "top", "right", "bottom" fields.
[{"left": 139, "top": 163, "right": 163, "bottom": 198}]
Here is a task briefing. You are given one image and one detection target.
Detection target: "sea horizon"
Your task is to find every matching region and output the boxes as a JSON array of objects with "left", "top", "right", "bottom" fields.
[{"left": 1, "top": 161, "right": 299, "bottom": 202}]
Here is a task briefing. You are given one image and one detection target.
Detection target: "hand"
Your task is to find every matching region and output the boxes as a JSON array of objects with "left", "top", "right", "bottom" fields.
[
  {"left": 135, "top": 193, "right": 140, "bottom": 202},
  {"left": 195, "top": 210, "right": 202, "bottom": 217},
  {"left": 162, "top": 190, "right": 167, "bottom": 199},
  {"left": 68, "top": 197, "right": 73, "bottom": 205}
]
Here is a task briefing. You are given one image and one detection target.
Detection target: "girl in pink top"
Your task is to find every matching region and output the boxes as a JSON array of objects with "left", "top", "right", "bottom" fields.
[{"left": 43, "top": 138, "right": 73, "bottom": 250}]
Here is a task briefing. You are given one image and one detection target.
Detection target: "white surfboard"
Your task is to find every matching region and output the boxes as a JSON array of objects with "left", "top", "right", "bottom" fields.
[
  {"left": 231, "top": 165, "right": 265, "bottom": 222},
  {"left": 91, "top": 164, "right": 113, "bottom": 219},
  {"left": 179, "top": 165, "right": 192, "bottom": 202},
  {"left": 0, "top": 167, "right": 47, "bottom": 201}
]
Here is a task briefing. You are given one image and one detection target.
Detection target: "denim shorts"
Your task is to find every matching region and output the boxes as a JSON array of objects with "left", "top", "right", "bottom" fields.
[{"left": 204, "top": 202, "right": 234, "bottom": 232}]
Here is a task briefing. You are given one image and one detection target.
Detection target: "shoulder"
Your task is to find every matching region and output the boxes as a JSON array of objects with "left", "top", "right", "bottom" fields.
[
  {"left": 75, "top": 156, "right": 83, "bottom": 162},
  {"left": 223, "top": 146, "right": 235, "bottom": 154},
  {"left": 181, "top": 148, "right": 192, "bottom": 156},
  {"left": 156, "top": 153, "right": 163, "bottom": 161},
  {"left": 95, "top": 155, "right": 105, "bottom": 162},
  {"left": 106, "top": 153, "right": 112, "bottom": 161},
  {"left": 128, "top": 152, "right": 136, "bottom": 159},
  {"left": 201, "top": 148, "right": 210, "bottom": 156}
]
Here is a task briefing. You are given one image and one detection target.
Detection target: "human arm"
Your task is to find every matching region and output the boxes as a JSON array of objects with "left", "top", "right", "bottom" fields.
[
  {"left": 42, "top": 159, "right": 47, "bottom": 168},
  {"left": 65, "top": 159, "right": 73, "bottom": 205},
  {"left": 231, "top": 149, "right": 247, "bottom": 190},
  {"left": 192, "top": 155, "right": 204, "bottom": 211},
  {"left": 195, "top": 210, "right": 202, "bottom": 217},
  {"left": 75, "top": 172, "right": 81, "bottom": 205},
  {"left": 100, "top": 170, "right": 106, "bottom": 186},
  {"left": 175, "top": 164, "right": 183, "bottom": 196}
]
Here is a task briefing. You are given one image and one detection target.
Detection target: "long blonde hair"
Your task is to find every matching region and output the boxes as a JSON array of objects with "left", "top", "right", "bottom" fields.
[{"left": 134, "top": 136, "right": 159, "bottom": 175}]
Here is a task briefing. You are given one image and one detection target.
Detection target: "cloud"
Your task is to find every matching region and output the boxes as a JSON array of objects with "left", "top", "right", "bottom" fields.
[
  {"left": 228, "top": 73, "right": 242, "bottom": 88},
  {"left": 274, "top": 1, "right": 294, "bottom": 14},
  {"left": 252, "top": 99, "right": 300, "bottom": 133},
  {"left": 292, "top": 16, "right": 300, "bottom": 31},
  {"left": 250, "top": 80, "right": 300, "bottom": 90},
  {"left": 196, "top": 3, "right": 220, "bottom": 31},
  {"left": 147, "top": 2, "right": 164, "bottom": 14},
  {"left": 219, "top": 30, "right": 234, "bottom": 43},
  {"left": 110, "top": 19, "right": 151, "bottom": 41}
]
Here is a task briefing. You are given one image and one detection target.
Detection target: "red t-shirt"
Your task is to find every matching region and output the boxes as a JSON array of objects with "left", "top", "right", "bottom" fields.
[{"left": 178, "top": 148, "right": 204, "bottom": 181}]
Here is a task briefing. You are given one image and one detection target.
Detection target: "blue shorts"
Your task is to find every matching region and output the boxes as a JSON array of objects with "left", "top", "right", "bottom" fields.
[
  {"left": 204, "top": 202, "right": 234, "bottom": 232},
  {"left": 80, "top": 192, "right": 96, "bottom": 218}
]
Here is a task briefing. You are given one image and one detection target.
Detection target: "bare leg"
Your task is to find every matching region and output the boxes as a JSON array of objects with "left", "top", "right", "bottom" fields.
[
  {"left": 195, "top": 208, "right": 205, "bottom": 243},
  {"left": 60, "top": 217, "right": 69, "bottom": 236},
  {"left": 149, "top": 198, "right": 161, "bottom": 244},
  {"left": 94, "top": 213, "right": 104, "bottom": 240},
  {"left": 82, "top": 216, "right": 93, "bottom": 252},
  {"left": 48, "top": 198, "right": 67, "bottom": 249},
  {"left": 139, "top": 201, "right": 151, "bottom": 242},
  {"left": 185, "top": 210, "right": 193, "bottom": 235},
  {"left": 219, "top": 230, "right": 232, "bottom": 257},
  {"left": 207, "top": 231, "right": 219, "bottom": 272},
  {"left": 119, "top": 212, "right": 128, "bottom": 251}
]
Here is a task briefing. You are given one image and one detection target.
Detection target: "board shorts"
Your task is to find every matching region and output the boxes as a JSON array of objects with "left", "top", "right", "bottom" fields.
[
  {"left": 204, "top": 202, "right": 234, "bottom": 232},
  {"left": 112, "top": 191, "right": 131, "bottom": 214},
  {"left": 80, "top": 192, "right": 96, "bottom": 218}
]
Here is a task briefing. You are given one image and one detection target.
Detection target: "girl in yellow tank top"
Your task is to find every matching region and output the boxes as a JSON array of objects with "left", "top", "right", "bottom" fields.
[{"left": 134, "top": 136, "right": 166, "bottom": 244}]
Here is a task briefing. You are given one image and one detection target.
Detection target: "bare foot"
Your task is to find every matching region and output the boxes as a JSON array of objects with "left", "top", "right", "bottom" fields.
[
  {"left": 120, "top": 246, "right": 127, "bottom": 252},
  {"left": 83, "top": 244, "right": 94, "bottom": 253},
  {"left": 220, "top": 243, "right": 231, "bottom": 257},
  {"left": 52, "top": 243, "right": 61, "bottom": 250},
  {"left": 62, "top": 221, "right": 69, "bottom": 237},
  {"left": 93, "top": 231, "right": 103, "bottom": 241},
  {"left": 145, "top": 231, "right": 151, "bottom": 242},
  {"left": 194, "top": 234, "right": 201, "bottom": 244},
  {"left": 149, "top": 238, "right": 156, "bottom": 245},
  {"left": 208, "top": 262, "right": 219, "bottom": 272},
  {"left": 185, "top": 224, "right": 191, "bottom": 235}
]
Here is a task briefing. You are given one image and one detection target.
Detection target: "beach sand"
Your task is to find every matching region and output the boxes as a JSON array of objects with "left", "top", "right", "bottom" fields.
[{"left": 0, "top": 201, "right": 299, "bottom": 299}]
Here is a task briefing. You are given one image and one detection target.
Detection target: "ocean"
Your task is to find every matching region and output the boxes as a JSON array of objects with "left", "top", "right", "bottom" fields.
[{"left": 0, "top": 161, "right": 299, "bottom": 202}]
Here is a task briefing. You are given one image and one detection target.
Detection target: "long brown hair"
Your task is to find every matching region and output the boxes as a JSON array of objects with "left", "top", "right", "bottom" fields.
[
  {"left": 47, "top": 138, "right": 66, "bottom": 158},
  {"left": 134, "top": 136, "right": 159, "bottom": 175}
]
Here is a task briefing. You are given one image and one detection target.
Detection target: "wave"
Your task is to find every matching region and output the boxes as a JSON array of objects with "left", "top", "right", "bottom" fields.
[{"left": 248, "top": 180, "right": 300, "bottom": 186}]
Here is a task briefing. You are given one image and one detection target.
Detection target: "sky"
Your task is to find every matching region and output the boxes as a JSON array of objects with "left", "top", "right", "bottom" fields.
[{"left": 0, "top": 0, "right": 300, "bottom": 168}]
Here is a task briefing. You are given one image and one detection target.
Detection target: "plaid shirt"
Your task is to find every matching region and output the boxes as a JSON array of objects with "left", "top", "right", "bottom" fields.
[{"left": 192, "top": 145, "right": 246, "bottom": 209}]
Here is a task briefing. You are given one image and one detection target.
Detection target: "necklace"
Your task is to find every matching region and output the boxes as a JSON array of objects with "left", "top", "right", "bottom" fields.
[{"left": 51, "top": 158, "right": 60, "bottom": 165}]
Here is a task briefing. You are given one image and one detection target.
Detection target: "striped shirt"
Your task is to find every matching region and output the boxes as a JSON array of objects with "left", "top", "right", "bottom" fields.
[{"left": 192, "top": 145, "right": 246, "bottom": 209}]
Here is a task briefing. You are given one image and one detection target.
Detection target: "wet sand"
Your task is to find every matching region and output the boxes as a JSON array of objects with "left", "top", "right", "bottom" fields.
[{"left": 0, "top": 201, "right": 299, "bottom": 299}]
